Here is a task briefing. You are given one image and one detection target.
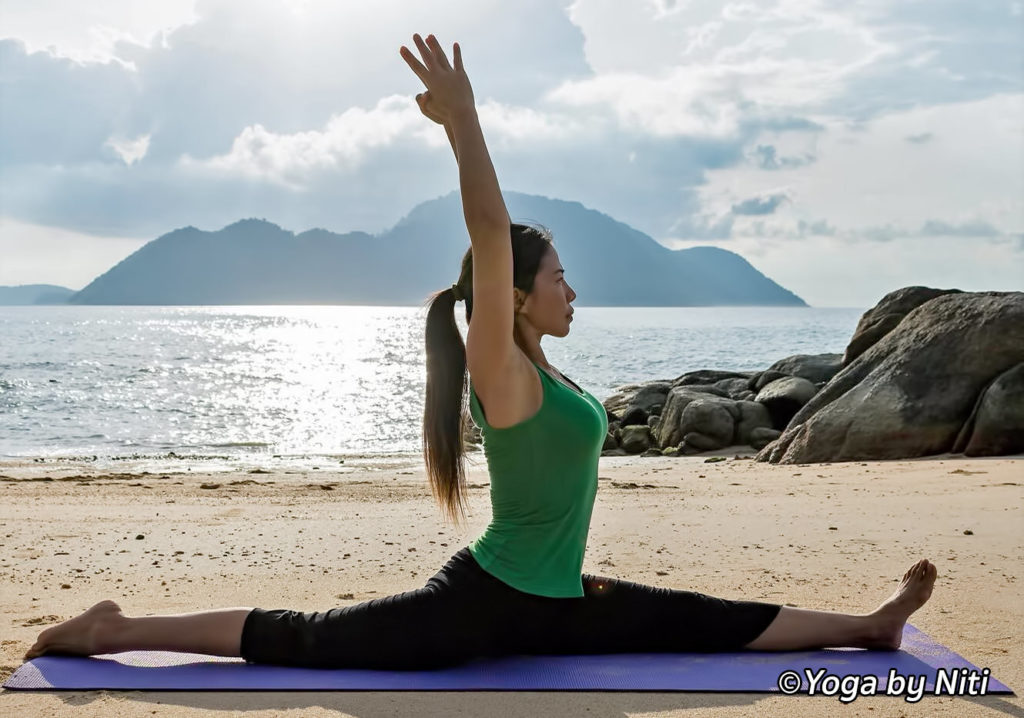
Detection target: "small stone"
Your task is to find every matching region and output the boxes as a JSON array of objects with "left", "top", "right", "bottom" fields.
[
  {"left": 963, "top": 529, "right": 974, "bottom": 535},
  {"left": 136, "top": 534, "right": 145, "bottom": 540}
]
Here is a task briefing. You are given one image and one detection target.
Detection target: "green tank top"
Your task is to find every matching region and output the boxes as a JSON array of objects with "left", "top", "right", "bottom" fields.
[{"left": 467, "top": 360, "right": 609, "bottom": 597}]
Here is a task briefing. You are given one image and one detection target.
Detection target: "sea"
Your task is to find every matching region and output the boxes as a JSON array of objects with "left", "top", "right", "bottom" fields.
[{"left": 0, "top": 305, "right": 865, "bottom": 473}]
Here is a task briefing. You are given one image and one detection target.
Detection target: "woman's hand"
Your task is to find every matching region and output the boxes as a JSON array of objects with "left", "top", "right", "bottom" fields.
[
  {"left": 400, "top": 34, "right": 474, "bottom": 126},
  {"left": 415, "top": 90, "right": 446, "bottom": 126}
]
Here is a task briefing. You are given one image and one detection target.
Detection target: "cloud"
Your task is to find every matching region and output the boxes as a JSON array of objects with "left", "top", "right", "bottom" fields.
[
  {"left": 731, "top": 193, "right": 789, "bottom": 216},
  {"left": 105, "top": 133, "right": 151, "bottom": 165},
  {"left": 752, "top": 144, "right": 816, "bottom": 170},
  {"left": 920, "top": 219, "right": 1000, "bottom": 237},
  {"left": 904, "top": 132, "right": 933, "bottom": 144}
]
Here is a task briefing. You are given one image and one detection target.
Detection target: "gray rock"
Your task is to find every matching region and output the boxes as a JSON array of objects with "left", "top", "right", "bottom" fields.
[
  {"left": 603, "top": 381, "right": 672, "bottom": 416},
  {"left": 735, "top": 401, "right": 774, "bottom": 445},
  {"left": 767, "top": 353, "right": 844, "bottom": 385},
  {"left": 619, "top": 405, "right": 649, "bottom": 427},
  {"left": 748, "top": 370, "right": 789, "bottom": 392},
  {"left": 749, "top": 427, "right": 782, "bottom": 450},
  {"left": 674, "top": 369, "right": 755, "bottom": 386},
  {"left": 755, "top": 376, "right": 819, "bottom": 430},
  {"left": 952, "top": 362, "right": 1024, "bottom": 456},
  {"left": 619, "top": 425, "right": 653, "bottom": 454},
  {"left": 682, "top": 431, "right": 724, "bottom": 451},
  {"left": 844, "top": 286, "right": 963, "bottom": 365},
  {"left": 757, "top": 291, "right": 1024, "bottom": 463},
  {"left": 680, "top": 398, "right": 736, "bottom": 449},
  {"left": 713, "top": 377, "right": 753, "bottom": 399},
  {"left": 655, "top": 389, "right": 738, "bottom": 447}
]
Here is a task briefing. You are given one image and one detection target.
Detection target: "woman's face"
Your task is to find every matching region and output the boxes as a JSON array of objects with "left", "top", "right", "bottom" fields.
[{"left": 516, "top": 247, "right": 577, "bottom": 338}]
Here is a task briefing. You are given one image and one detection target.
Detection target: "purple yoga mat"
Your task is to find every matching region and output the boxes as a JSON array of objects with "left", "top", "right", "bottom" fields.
[{"left": 4, "top": 624, "right": 1013, "bottom": 694}]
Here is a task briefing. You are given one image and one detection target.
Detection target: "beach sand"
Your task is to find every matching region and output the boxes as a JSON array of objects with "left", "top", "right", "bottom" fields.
[{"left": 1, "top": 450, "right": 1021, "bottom": 717}]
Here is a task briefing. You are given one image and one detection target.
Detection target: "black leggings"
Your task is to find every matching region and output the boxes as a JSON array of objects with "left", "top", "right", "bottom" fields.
[{"left": 240, "top": 547, "right": 782, "bottom": 670}]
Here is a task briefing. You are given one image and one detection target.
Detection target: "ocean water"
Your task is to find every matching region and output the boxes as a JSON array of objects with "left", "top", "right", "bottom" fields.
[{"left": 0, "top": 305, "right": 865, "bottom": 472}]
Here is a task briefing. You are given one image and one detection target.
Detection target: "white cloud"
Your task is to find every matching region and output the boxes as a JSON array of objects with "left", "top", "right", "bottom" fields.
[
  {"left": 104, "top": 133, "right": 151, "bottom": 165},
  {"left": 0, "top": 0, "right": 200, "bottom": 65},
  {"left": 688, "top": 93, "right": 1024, "bottom": 236}
]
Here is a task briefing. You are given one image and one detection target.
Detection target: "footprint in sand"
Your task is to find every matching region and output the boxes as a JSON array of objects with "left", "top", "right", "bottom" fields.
[{"left": 21, "top": 615, "right": 61, "bottom": 627}]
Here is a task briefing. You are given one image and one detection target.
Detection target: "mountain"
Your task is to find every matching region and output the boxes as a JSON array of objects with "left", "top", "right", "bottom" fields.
[
  {"left": 66, "top": 191, "right": 807, "bottom": 306},
  {"left": 0, "top": 284, "right": 76, "bottom": 305}
]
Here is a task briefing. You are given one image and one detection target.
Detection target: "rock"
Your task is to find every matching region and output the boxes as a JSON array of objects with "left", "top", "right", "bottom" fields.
[
  {"left": 683, "top": 431, "right": 724, "bottom": 451},
  {"left": 602, "top": 381, "right": 672, "bottom": 416},
  {"left": 619, "top": 425, "right": 653, "bottom": 454},
  {"left": 680, "top": 398, "right": 737, "bottom": 450},
  {"left": 600, "top": 448, "right": 630, "bottom": 457},
  {"left": 755, "top": 376, "right": 819, "bottom": 430},
  {"left": 952, "top": 362, "right": 1024, "bottom": 456},
  {"left": 844, "top": 286, "right": 963, "bottom": 365},
  {"left": 674, "top": 369, "right": 755, "bottom": 386},
  {"left": 654, "top": 389, "right": 738, "bottom": 448},
  {"left": 748, "top": 370, "right": 789, "bottom": 393},
  {"left": 619, "top": 405, "right": 649, "bottom": 427},
  {"left": 767, "top": 353, "right": 844, "bottom": 385},
  {"left": 749, "top": 427, "right": 782, "bottom": 450},
  {"left": 681, "top": 384, "right": 730, "bottom": 398},
  {"left": 735, "top": 401, "right": 774, "bottom": 445},
  {"left": 713, "top": 377, "right": 752, "bottom": 399},
  {"left": 757, "top": 290, "right": 1024, "bottom": 463}
]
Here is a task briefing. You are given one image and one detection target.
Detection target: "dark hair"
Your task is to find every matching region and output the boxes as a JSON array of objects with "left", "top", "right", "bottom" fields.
[{"left": 421, "top": 221, "right": 553, "bottom": 526}]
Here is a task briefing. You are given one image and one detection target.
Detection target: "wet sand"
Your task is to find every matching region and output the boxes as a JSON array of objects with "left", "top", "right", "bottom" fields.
[{"left": 1, "top": 450, "right": 1021, "bottom": 717}]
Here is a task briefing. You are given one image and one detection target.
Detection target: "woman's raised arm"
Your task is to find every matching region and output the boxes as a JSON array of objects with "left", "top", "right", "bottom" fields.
[{"left": 400, "top": 34, "right": 509, "bottom": 228}]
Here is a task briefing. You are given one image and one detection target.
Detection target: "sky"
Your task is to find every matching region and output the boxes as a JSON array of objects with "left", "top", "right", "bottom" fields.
[{"left": 0, "top": 0, "right": 1021, "bottom": 307}]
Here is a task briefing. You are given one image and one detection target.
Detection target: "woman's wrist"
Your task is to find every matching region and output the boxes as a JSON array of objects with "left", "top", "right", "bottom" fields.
[{"left": 447, "top": 105, "right": 479, "bottom": 127}]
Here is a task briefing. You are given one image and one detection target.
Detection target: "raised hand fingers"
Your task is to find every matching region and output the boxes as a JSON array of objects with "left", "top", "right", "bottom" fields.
[
  {"left": 453, "top": 42, "right": 463, "bottom": 72},
  {"left": 425, "top": 34, "right": 452, "bottom": 71},
  {"left": 399, "top": 44, "right": 428, "bottom": 84}
]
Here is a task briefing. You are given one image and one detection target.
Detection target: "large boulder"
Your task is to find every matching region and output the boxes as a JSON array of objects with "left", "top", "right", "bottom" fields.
[
  {"left": 653, "top": 389, "right": 739, "bottom": 448},
  {"left": 952, "top": 362, "right": 1024, "bottom": 456},
  {"left": 843, "top": 286, "right": 962, "bottom": 365},
  {"left": 757, "top": 291, "right": 1024, "bottom": 463}
]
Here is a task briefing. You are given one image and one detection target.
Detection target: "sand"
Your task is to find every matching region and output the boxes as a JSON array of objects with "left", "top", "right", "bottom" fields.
[{"left": 1, "top": 450, "right": 1021, "bottom": 717}]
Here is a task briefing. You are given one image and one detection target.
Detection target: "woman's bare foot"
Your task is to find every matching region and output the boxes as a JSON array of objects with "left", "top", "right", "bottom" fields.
[
  {"left": 865, "top": 559, "right": 937, "bottom": 650},
  {"left": 24, "top": 600, "right": 126, "bottom": 660}
]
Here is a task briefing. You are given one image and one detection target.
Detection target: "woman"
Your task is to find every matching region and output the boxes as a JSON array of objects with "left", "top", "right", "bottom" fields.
[{"left": 25, "top": 34, "right": 936, "bottom": 670}]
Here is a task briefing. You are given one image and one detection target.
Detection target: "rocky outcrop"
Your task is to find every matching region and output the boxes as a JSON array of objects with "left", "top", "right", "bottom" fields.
[
  {"left": 756, "top": 291, "right": 1023, "bottom": 463},
  {"left": 600, "top": 358, "right": 839, "bottom": 456}
]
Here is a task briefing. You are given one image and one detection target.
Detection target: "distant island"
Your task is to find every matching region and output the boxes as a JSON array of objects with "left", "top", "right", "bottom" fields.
[
  {"left": 2, "top": 191, "right": 806, "bottom": 307},
  {"left": 0, "top": 284, "right": 76, "bottom": 305}
]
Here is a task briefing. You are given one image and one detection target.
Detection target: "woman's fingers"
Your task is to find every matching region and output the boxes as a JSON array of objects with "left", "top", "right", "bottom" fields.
[
  {"left": 413, "top": 33, "right": 433, "bottom": 68},
  {"left": 453, "top": 42, "right": 463, "bottom": 72},
  {"left": 426, "top": 34, "right": 452, "bottom": 71},
  {"left": 399, "top": 45, "right": 428, "bottom": 83}
]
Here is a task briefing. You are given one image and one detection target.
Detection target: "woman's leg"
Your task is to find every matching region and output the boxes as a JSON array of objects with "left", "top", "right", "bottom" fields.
[
  {"left": 25, "top": 548, "right": 502, "bottom": 669},
  {"left": 502, "top": 558, "right": 937, "bottom": 656},
  {"left": 25, "top": 600, "right": 251, "bottom": 659},
  {"left": 743, "top": 558, "right": 937, "bottom": 651}
]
